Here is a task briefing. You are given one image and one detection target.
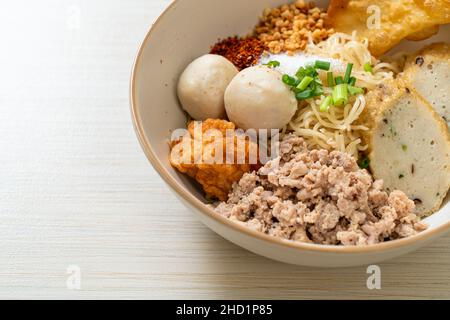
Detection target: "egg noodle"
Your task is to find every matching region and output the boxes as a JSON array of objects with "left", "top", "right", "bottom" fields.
[{"left": 288, "top": 32, "right": 398, "bottom": 158}]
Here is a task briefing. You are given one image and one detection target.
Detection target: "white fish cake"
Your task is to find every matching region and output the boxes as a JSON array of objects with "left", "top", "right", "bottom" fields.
[
  {"left": 363, "top": 81, "right": 450, "bottom": 217},
  {"left": 402, "top": 43, "right": 450, "bottom": 125}
]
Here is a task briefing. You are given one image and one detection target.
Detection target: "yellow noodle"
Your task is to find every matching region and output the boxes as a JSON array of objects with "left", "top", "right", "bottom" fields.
[{"left": 288, "top": 33, "right": 398, "bottom": 158}]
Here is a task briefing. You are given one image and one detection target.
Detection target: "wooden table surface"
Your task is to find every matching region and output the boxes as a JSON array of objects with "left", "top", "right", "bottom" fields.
[{"left": 0, "top": 0, "right": 449, "bottom": 300}]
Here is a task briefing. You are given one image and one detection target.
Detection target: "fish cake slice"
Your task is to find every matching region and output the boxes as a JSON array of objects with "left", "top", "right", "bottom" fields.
[
  {"left": 362, "top": 80, "right": 450, "bottom": 217},
  {"left": 402, "top": 43, "right": 450, "bottom": 124}
]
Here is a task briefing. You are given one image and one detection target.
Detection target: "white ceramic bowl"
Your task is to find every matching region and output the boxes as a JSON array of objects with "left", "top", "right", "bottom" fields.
[{"left": 130, "top": 0, "right": 450, "bottom": 267}]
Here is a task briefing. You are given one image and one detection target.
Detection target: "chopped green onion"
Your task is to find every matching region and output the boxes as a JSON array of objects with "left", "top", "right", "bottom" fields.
[
  {"left": 344, "top": 63, "right": 354, "bottom": 83},
  {"left": 349, "top": 77, "right": 357, "bottom": 86},
  {"left": 335, "top": 76, "right": 344, "bottom": 85},
  {"left": 315, "top": 60, "right": 331, "bottom": 71},
  {"left": 296, "top": 66, "right": 318, "bottom": 79},
  {"left": 285, "top": 62, "right": 326, "bottom": 101},
  {"left": 314, "top": 85, "right": 324, "bottom": 96},
  {"left": 320, "top": 96, "right": 333, "bottom": 112},
  {"left": 306, "top": 66, "right": 318, "bottom": 77},
  {"left": 296, "top": 76, "right": 314, "bottom": 91},
  {"left": 327, "top": 72, "right": 334, "bottom": 87},
  {"left": 296, "top": 89, "right": 314, "bottom": 100},
  {"left": 348, "top": 85, "right": 364, "bottom": 95},
  {"left": 332, "top": 84, "right": 348, "bottom": 107},
  {"left": 296, "top": 67, "right": 306, "bottom": 79},
  {"left": 265, "top": 60, "right": 280, "bottom": 68},
  {"left": 364, "top": 62, "right": 373, "bottom": 73},
  {"left": 358, "top": 157, "right": 370, "bottom": 169},
  {"left": 282, "top": 74, "right": 297, "bottom": 86},
  {"left": 402, "top": 144, "right": 408, "bottom": 152}
]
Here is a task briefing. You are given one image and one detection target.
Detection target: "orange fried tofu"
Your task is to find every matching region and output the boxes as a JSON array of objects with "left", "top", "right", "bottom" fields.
[
  {"left": 170, "top": 119, "right": 258, "bottom": 201},
  {"left": 327, "top": 0, "right": 450, "bottom": 57}
]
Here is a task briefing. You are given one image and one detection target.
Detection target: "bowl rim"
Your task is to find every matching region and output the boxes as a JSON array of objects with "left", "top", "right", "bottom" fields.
[{"left": 130, "top": 0, "right": 450, "bottom": 254}]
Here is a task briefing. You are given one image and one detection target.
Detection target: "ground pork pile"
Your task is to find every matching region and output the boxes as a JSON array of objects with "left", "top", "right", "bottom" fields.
[{"left": 214, "top": 135, "right": 427, "bottom": 246}]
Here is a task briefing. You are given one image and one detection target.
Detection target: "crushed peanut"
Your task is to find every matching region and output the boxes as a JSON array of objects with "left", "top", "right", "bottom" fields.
[{"left": 254, "top": 0, "right": 334, "bottom": 55}]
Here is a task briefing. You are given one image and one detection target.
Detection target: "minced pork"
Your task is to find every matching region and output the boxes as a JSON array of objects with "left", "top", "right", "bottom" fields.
[{"left": 213, "top": 134, "right": 427, "bottom": 246}]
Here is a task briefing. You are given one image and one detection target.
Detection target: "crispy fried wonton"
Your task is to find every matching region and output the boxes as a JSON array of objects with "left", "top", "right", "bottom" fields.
[{"left": 327, "top": 0, "right": 450, "bottom": 57}]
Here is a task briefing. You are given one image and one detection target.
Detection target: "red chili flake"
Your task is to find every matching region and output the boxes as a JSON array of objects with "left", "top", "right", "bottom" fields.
[{"left": 210, "top": 37, "right": 266, "bottom": 70}]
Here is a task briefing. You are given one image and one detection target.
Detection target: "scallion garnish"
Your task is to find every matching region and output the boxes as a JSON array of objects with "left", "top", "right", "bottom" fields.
[
  {"left": 307, "top": 66, "right": 318, "bottom": 77},
  {"left": 282, "top": 74, "right": 297, "bottom": 86},
  {"left": 314, "top": 85, "right": 324, "bottom": 96},
  {"left": 320, "top": 96, "right": 333, "bottom": 112},
  {"left": 297, "top": 76, "right": 314, "bottom": 91},
  {"left": 296, "top": 66, "right": 318, "bottom": 78},
  {"left": 327, "top": 72, "right": 334, "bottom": 87},
  {"left": 344, "top": 63, "right": 354, "bottom": 84},
  {"left": 265, "top": 60, "right": 280, "bottom": 68},
  {"left": 283, "top": 63, "right": 325, "bottom": 102},
  {"left": 296, "top": 89, "right": 315, "bottom": 100},
  {"left": 332, "top": 84, "right": 348, "bottom": 106},
  {"left": 314, "top": 60, "right": 331, "bottom": 71},
  {"left": 349, "top": 77, "right": 357, "bottom": 86},
  {"left": 335, "top": 76, "right": 344, "bottom": 85},
  {"left": 348, "top": 85, "right": 364, "bottom": 96},
  {"left": 364, "top": 62, "right": 373, "bottom": 74},
  {"left": 358, "top": 157, "right": 370, "bottom": 169},
  {"left": 295, "top": 67, "right": 307, "bottom": 79}
]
